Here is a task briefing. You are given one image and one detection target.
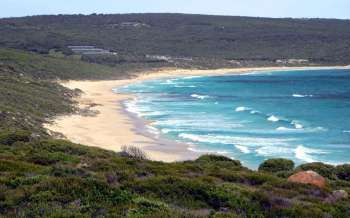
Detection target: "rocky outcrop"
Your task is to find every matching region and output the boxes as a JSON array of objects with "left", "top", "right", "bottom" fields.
[{"left": 288, "top": 170, "right": 327, "bottom": 188}]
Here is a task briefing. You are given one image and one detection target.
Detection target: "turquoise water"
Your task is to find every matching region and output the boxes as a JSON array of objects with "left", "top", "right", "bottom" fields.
[{"left": 117, "top": 69, "right": 350, "bottom": 168}]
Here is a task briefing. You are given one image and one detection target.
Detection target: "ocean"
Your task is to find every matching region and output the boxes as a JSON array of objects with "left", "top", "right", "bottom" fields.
[{"left": 116, "top": 69, "right": 350, "bottom": 168}]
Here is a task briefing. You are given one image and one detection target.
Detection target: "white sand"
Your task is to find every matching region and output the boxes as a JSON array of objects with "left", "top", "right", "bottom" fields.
[{"left": 45, "top": 66, "right": 350, "bottom": 162}]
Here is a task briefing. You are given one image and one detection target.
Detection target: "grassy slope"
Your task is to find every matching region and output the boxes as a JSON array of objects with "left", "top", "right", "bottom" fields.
[
  {"left": 0, "top": 48, "right": 131, "bottom": 80},
  {"left": 0, "top": 48, "right": 120, "bottom": 136},
  {"left": 0, "top": 48, "right": 167, "bottom": 135},
  {"left": 0, "top": 74, "right": 75, "bottom": 135},
  {"left": 0, "top": 132, "right": 349, "bottom": 217}
]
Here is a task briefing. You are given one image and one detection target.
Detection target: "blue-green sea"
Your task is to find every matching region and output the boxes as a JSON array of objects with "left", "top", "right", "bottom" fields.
[{"left": 117, "top": 69, "right": 350, "bottom": 168}]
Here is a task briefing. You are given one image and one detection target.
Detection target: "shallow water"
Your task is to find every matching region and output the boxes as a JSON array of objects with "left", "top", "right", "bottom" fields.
[{"left": 117, "top": 69, "right": 350, "bottom": 168}]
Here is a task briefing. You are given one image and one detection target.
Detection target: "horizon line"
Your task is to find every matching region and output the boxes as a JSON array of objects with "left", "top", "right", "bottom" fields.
[{"left": 1, "top": 12, "right": 349, "bottom": 21}]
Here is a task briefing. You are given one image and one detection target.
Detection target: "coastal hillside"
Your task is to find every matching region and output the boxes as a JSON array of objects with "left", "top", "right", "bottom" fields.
[
  {"left": 0, "top": 49, "right": 350, "bottom": 217},
  {"left": 0, "top": 13, "right": 350, "bottom": 217},
  {"left": 1, "top": 14, "right": 350, "bottom": 67},
  {"left": 1, "top": 131, "right": 350, "bottom": 217}
]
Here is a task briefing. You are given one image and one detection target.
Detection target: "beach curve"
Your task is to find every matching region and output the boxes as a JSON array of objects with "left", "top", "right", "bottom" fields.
[{"left": 44, "top": 66, "right": 350, "bottom": 162}]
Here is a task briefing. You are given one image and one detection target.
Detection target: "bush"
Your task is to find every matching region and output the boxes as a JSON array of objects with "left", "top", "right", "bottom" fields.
[
  {"left": 296, "top": 162, "right": 336, "bottom": 180},
  {"left": 0, "top": 130, "right": 31, "bottom": 145},
  {"left": 196, "top": 155, "right": 241, "bottom": 166},
  {"left": 336, "top": 164, "right": 350, "bottom": 181},
  {"left": 258, "top": 159, "right": 294, "bottom": 173},
  {"left": 128, "top": 197, "right": 170, "bottom": 217}
]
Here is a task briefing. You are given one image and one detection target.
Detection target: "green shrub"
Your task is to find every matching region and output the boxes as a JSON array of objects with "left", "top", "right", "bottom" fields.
[
  {"left": 26, "top": 151, "right": 78, "bottom": 165},
  {"left": 128, "top": 197, "right": 170, "bottom": 218},
  {"left": 212, "top": 212, "right": 242, "bottom": 218},
  {"left": 296, "top": 162, "right": 336, "bottom": 180},
  {"left": 258, "top": 159, "right": 294, "bottom": 173},
  {"left": 36, "top": 140, "right": 89, "bottom": 156},
  {"left": 244, "top": 172, "right": 279, "bottom": 186},
  {"left": 336, "top": 164, "right": 350, "bottom": 181},
  {"left": 0, "top": 130, "right": 31, "bottom": 145},
  {"left": 0, "top": 159, "right": 44, "bottom": 173},
  {"left": 196, "top": 155, "right": 241, "bottom": 166},
  {"left": 127, "top": 176, "right": 227, "bottom": 209}
]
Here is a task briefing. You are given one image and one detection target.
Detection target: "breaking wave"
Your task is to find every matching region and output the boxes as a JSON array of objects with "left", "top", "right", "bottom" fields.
[
  {"left": 267, "top": 115, "right": 279, "bottom": 122},
  {"left": 294, "top": 145, "right": 327, "bottom": 163},
  {"left": 191, "top": 94, "right": 210, "bottom": 99},
  {"left": 293, "top": 94, "right": 313, "bottom": 98}
]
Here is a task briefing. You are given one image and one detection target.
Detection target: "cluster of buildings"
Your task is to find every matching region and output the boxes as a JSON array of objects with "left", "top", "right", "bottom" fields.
[{"left": 68, "top": 46, "right": 116, "bottom": 55}]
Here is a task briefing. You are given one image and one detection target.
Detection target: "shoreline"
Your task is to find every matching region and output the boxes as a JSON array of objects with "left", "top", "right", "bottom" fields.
[{"left": 45, "top": 65, "right": 350, "bottom": 162}]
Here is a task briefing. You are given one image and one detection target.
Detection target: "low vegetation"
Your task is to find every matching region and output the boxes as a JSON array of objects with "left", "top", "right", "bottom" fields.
[
  {"left": 0, "top": 72, "right": 75, "bottom": 135},
  {"left": 258, "top": 158, "right": 295, "bottom": 173},
  {"left": 0, "top": 130, "right": 349, "bottom": 217}
]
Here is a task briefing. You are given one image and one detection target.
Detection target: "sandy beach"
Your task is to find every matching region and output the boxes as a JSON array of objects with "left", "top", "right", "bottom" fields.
[{"left": 44, "top": 66, "right": 350, "bottom": 162}]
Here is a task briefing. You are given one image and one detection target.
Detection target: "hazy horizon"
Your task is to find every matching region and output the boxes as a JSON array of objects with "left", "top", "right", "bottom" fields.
[{"left": 1, "top": 0, "right": 350, "bottom": 20}]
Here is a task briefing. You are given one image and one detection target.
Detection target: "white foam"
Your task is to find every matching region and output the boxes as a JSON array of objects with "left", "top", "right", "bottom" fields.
[
  {"left": 161, "top": 79, "right": 177, "bottom": 85},
  {"left": 343, "top": 130, "right": 350, "bottom": 133},
  {"left": 146, "top": 125, "right": 160, "bottom": 136},
  {"left": 277, "top": 126, "right": 327, "bottom": 133},
  {"left": 267, "top": 115, "right": 279, "bottom": 122},
  {"left": 184, "top": 76, "right": 202, "bottom": 79},
  {"left": 178, "top": 133, "right": 294, "bottom": 147},
  {"left": 293, "top": 94, "right": 313, "bottom": 98},
  {"left": 291, "top": 120, "right": 303, "bottom": 129},
  {"left": 294, "top": 123, "right": 303, "bottom": 129},
  {"left": 142, "top": 111, "right": 165, "bottom": 116},
  {"left": 187, "top": 147, "right": 230, "bottom": 155},
  {"left": 112, "top": 88, "right": 120, "bottom": 93},
  {"left": 161, "top": 129, "right": 171, "bottom": 134},
  {"left": 255, "top": 146, "right": 293, "bottom": 156},
  {"left": 315, "top": 126, "right": 328, "bottom": 132},
  {"left": 276, "top": 127, "right": 298, "bottom": 131},
  {"left": 235, "top": 145, "right": 250, "bottom": 154},
  {"left": 175, "top": 85, "right": 196, "bottom": 88},
  {"left": 124, "top": 98, "right": 166, "bottom": 118},
  {"left": 191, "top": 94, "right": 210, "bottom": 100},
  {"left": 235, "top": 106, "right": 250, "bottom": 112},
  {"left": 294, "top": 145, "right": 327, "bottom": 163},
  {"left": 250, "top": 110, "right": 259, "bottom": 114},
  {"left": 294, "top": 145, "right": 316, "bottom": 162},
  {"left": 154, "top": 119, "right": 243, "bottom": 129},
  {"left": 160, "top": 128, "right": 188, "bottom": 134},
  {"left": 124, "top": 99, "right": 143, "bottom": 117}
]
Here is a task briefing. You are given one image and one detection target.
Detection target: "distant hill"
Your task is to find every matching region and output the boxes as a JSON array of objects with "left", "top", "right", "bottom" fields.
[{"left": 1, "top": 13, "right": 350, "bottom": 66}]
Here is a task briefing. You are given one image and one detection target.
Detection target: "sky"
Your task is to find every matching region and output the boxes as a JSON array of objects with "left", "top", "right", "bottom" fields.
[{"left": 1, "top": 0, "right": 350, "bottom": 19}]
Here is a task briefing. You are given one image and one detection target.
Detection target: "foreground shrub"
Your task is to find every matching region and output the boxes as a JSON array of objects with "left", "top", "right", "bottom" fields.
[
  {"left": 0, "top": 130, "right": 31, "bottom": 145},
  {"left": 128, "top": 197, "right": 170, "bottom": 218},
  {"left": 336, "top": 164, "right": 350, "bottom": 181},
  {"left": 296, "top": 162, "right": 336, "bottom": 180},
  {"left": 196, "top": 155, "right": 241, "bottom": 166},
  {"left": 258, "top": 159, "right": 294, "bottom": 173}
]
